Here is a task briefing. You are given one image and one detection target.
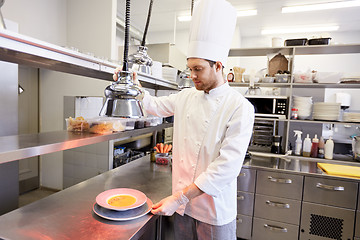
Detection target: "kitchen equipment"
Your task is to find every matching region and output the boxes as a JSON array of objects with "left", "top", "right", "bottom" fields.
[
  {"left": 275, "top": 73, "right": 290, "bottom": 83},
  {"left": 100, "top": 0, "right": 145, "bottom": 118},
  {"left": 249, "top": 120, "right": 277, "bottom": 152},
  {"left": 128, "top": 0, "right": 154, "bottom": 75},
  {"left": 308, "top": 37, "right": 331, "bottom": 45},
  {"left": 352, "top": 136, "right": 360, "bottom": 161},
  {"left": 178, "top": 67, "right": 194, "bottom": 89},
  {"left": 284, "top": 38, "right": 307, "bottom": 46},
  {"left": 312, "top": 102, "right": 340, "bottom": 121},
  {"left": 293, "top": 96, "right": 313, "bottom": 120},
  {"left": 246, "top": 95, "right": 288, "bottom": 119},
  {"left": 271, "top": 135, "right": 282, "bottom": 154},
  {"left": 0, "top": 0, "right": 6, "bottom": 29}
]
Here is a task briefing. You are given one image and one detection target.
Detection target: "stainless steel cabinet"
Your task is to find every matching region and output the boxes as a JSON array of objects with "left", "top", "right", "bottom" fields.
[
  {"left": 252, "top": 217, "right": 299, "bottom": 240},
  {"left": 237, "top": 168, "right": 256, "bottom": 192},
  {"left": 237, "top": 191, "right": 254, "bottom": 216},
  {"left": 303, "top": 176, "right": 358, "bottom": 209},
  {"left": 256, "top": 170, "right": 303, "bottom": 200},
  {"left": 254, "top": 194, "right": 301, "bottom": 225},
  {"left": 236, "top": 214, "right": 252, "bottom": 240},
  {"left": 356, "top": 211, "right": 360, "bottom": 238},
  {"left": 300, "top": 202, "right": 355, "bottom": 240}
]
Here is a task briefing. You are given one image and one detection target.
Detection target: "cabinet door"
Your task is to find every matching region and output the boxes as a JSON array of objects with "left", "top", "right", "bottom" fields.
[
  {"left": 237, "top": 191, "right": 254, "bottom": 216},
  {"left": 256, "top": 170, "right": 303, "bottom": 200},
  {"left": 303, "top": 176, "right": 358, "bottom": 209},
  {"left": 356, "top": 211, "right": 360, "bottom": 238},
  {"left": 237, "top": 168, "right": 256, "bottom": 192},
  {"left": 254, "top": 194, "right": 301, "bottom": 225},
  {"left": 300, "top": 202, "right": 355, "bottom": 240},
  {"left": 252, "top": 217, "right": 299, "bottom": 240},
  {"left": 236, "top": 214, "right": 252, "bottom": 240}
]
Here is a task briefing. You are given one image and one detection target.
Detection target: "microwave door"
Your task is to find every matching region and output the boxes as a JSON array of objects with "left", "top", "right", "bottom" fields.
[{"left": 273, "top": 99, "right": 276, "bottom": 114}]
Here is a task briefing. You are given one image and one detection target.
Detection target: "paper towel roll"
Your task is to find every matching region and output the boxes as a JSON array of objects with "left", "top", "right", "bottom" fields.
[{"left": 335, "top": 92, "right": 351, "bottom": 107}]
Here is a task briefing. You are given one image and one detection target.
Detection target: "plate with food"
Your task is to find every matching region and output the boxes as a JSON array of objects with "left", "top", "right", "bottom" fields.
[
  {"left": 93, "top": 198, "right": 152, "bottom": 221},
  {"left": 95, "top": 188, "right": 147, "bottom": 211}
]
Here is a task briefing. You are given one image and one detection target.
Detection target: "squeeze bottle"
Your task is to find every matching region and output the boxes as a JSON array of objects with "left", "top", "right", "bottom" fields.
[
  {"left": 303, "top": 134, "right": 311, "bottom": 157},
  {"left": 293, "top": 130, "right": 302, "bottom": 155},
  {"left": 324, "top": 136, "right": 334, "bottom": 160},
  {"left": 310, "top": 134, "right": 319, "bottom": 158},
  {"left": 318, "top": 136, "right": 325, "bottom": 158}
]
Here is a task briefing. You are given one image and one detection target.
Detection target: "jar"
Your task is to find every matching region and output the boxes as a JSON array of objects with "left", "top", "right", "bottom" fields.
[
  {"left": 155, "top": 153, "right": 171, "bottom": 165},
  {"left": 291, "top": 108, "right": 298, "bottom": 119}
]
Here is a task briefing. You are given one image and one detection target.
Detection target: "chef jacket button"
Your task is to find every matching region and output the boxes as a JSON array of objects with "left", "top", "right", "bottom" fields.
[{"left": 205, "top": 119, "right": 209, "bottom": 123}]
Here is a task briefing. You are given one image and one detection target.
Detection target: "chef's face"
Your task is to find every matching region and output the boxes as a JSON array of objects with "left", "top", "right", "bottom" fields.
[{"left": 187, "top": 58, "right": 223, "bottom": 93}]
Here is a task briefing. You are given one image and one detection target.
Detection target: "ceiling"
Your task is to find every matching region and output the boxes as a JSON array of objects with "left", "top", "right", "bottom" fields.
[{"left": 117, "top": 0, "right": 360, "bottom": 38}]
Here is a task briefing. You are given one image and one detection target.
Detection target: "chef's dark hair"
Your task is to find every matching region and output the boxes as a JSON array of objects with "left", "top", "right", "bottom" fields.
[{"left": 205, "top": 59, "right": 224, "bottom": 70}]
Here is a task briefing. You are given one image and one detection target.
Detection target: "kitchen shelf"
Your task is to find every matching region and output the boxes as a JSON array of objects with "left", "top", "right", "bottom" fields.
[
  {"left": 0, "top": 123, "right": 173, "bottom": 165},
  {"left": 0, "top": 29, "right": 178, "bottom": 90},
  {"left": 229, "top": 82, "right": 291, "bottom": 88},
  {"left": 289, "top": 119, "right": 360, "bottom": 126},
  {"left": 292, "top": 83, "right": 360, "bottom": 88}
]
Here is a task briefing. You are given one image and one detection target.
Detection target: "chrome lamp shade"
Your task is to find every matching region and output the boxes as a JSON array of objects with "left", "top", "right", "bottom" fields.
[{"left": 128, "top": 46, "right": 153, "bottom": 75}]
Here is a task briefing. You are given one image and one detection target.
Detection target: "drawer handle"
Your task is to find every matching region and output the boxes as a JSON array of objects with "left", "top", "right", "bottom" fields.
[
  {"left": 236, "top": 217, "right": 243, "bottom": 223},
  {"left": 268, "top": 176, "right": 292, "bottom": 184},
  {"left": 239, "top": 172, "right": 246, "bottom": 177},
  {"left": 264, "top": 224, "right": 288, "bottom": 233},
  {"left": 266, "top": 200, "right": 290, "bottom": 209},
  {"left": 316, "top": 183, "right": 344, "bottom": 191},
  {"left": 237, "top": 195, "right": 245, "bottom": 200}
]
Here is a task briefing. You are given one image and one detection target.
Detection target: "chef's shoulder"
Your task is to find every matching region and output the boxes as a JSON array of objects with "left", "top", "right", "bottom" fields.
[{"left": 226, "top": 88, "right": 254, "bottom": 111}]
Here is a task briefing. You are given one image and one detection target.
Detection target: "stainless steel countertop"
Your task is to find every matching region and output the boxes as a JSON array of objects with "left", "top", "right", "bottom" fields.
[
  {"left": 0, "top": 123, "right": 173, "bottom": 165},
  {"left": 0, "top": 155, "right": 172, "bottom": 240}
]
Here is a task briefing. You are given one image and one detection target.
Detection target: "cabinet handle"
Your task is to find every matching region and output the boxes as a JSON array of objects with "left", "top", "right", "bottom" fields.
[
  {"left": 264, "top": 224, "right": 288, "bottom": 233},
  {"left": 239, "top": 172, "right": 246, "bottom": 177},
  {"left": 236, "top": 217, "right": 243, "bottom": 223},
  {"left": 268, "top": 176, "right": 292, "bottom": 184},
  {"left": 266, "top": 200, "right": 290, "bottom": 209},
  {"left": 237, "top": 195, "right": 245, "bottom": 200},
  {"left": 316, "top": 182, "right": 344, "bottom": 191}
]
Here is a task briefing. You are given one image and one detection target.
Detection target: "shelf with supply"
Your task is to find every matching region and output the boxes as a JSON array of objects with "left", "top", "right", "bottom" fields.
[{"left": 229, "top": 44, "right": 360, "bottom": 163}]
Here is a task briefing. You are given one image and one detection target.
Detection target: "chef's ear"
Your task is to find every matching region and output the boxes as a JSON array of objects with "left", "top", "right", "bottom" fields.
[{"left": 215, "top": 61, "right": 223, "bottom": 72}]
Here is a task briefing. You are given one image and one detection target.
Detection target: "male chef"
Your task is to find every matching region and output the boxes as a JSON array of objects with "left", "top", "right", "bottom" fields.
[{"left": 114, "top": 0, "right": 254, "bottom": 238}]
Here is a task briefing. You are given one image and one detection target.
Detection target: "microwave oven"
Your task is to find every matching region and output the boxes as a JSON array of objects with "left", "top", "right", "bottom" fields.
[{"left": 245, "top": 95, "right": 288, "bottom": 119}]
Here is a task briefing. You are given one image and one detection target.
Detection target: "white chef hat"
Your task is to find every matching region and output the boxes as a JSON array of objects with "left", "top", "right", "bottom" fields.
[{"left": 187, "top": 0, "right": 237, "bottom": 67}]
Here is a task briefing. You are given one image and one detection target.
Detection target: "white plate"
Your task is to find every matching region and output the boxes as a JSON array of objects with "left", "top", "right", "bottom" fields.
[
  {"left": 93, "top": 198, "right": 153, "bottom": 221},
  {"left": 96, "top": 188, "right": 147, "bottom": 211}
]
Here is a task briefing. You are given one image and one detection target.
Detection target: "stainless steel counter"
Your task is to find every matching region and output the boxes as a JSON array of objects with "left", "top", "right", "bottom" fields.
[
  {"left": 0, "top": 123, "right": 173, "bottom": 165},
  {"left": 0, "top": 155, "right": 172, "bottom": 240}
]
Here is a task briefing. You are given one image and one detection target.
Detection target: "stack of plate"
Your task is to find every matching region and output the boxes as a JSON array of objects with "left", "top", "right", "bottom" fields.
[
  {"left": 313, "top": 102, "right": 341, "bottom": 121},
  {"left": 293, "top": 96, "right": 313, "bottom": 119},
  {"left": 343, "top": 112, "right": 360, "bottom": 122},
  {"left": 93, "top": 188, "right": 152, "bottom": 221}
]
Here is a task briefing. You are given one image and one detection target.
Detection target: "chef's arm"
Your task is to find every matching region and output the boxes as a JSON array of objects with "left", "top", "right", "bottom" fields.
[{"left": 151, "top": 183, "right": 203, "bottom": 216}]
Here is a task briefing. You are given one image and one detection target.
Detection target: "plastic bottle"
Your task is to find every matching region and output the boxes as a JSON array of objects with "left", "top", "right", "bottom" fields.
[
  {"left": 324, "top": 136, "right": 334, "bottom": 160},
  {"left": 310, "top": 134, "right": 319, "bottom": 158},
  {"left": 303, "top": 134, "right": 311, "bottom": 157},
  {"left": 318, "top": 136, "right": 325, "bottom": 158},
  {"left": 293, "top": 130, "right": 302, "bottom": 155},
  {"left": 227, "top": 69, "right": 235, "bottom": 82}
]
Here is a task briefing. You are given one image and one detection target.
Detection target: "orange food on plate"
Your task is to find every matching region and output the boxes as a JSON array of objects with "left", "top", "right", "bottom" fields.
[{"left": 107, "top": 194, "right": 137, "bottom": 207}]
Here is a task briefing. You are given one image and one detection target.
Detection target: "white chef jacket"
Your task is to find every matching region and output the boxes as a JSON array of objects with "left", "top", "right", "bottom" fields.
[{"left": 142, "top": 82, "right": 254, "bottom": 225}]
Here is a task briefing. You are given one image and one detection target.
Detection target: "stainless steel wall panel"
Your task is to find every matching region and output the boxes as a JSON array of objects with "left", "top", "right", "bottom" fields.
[
  {"left": 237, "top": 168, "right": 256, "bottom": 192},
  {"left": 252, "top": 217, "right": 299, "bottom": 240},
  {"left": 300, "top": 202, "right": 355, "bottom": 240},
  {"left": 303, "top": 176, "right": 358, "bottom": 209},
  {"left": 237, "top": 191, "right": 254, "bottom": 216},
  {"left": 254, "top": 193, "right": 301, "bottom": 225},
  {"left": 236, "top": 214, "right": 252, "bottom": 240},
  {"left": 356, "top": 211, "right": 360, "bottom": 237},
  {"left": 256, "top": 170, "right": 303, "bottom": 200}
]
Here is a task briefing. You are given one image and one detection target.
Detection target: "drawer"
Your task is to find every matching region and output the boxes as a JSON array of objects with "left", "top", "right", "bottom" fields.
[
  {"left": 237, "top": 168, "right": 256, "bottom": 192},
  {"left": 254, "top": 194, "right": 301, "bottom": 225},
  {"left": 256, "top": 170, "right": 303, "bottom": 200},
  {"left": 358, "top": 184, "right": 360, "bottom": 210},
  {"left": 356, "top": 211, "right": 360, "bottom": 237},
  {"left": 303, "top": 176, "right": 358, "bottom": 209},
  {"left": 236, "top": 214, "right": 252, "bottom": 240},
  {"left": 252, "top": 217, "right": 299, "bottom": 240},
  {"left": 300, "top": 202, "right": 355, "bottom": 240},
  {"left": 237, "top": 191, "right": 254, "bottom": 216}
]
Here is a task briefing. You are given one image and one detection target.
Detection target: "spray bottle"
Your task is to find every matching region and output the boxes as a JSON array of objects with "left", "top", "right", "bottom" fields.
[
  {"left": 303, "top": 134, "right": 311, "bottom": 157},
  {"left": 293, "top": 130, "right": 303, "bottom": 156}
]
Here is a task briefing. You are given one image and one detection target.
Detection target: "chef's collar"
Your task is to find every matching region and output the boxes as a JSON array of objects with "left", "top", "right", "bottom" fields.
[{"left": 206, "top": 82, "right": 230, "bottom": 96}]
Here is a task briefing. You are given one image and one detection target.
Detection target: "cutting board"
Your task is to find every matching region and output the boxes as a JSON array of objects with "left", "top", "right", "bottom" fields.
[{"left": 317, "top": 163, "right": 360, "bottom": 179}]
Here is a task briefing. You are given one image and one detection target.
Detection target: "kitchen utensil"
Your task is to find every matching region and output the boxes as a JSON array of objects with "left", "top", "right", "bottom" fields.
[
  {"left": 96, "top": 188, "right": 147, "bottom": 211},
  {"left": 100, "top": 0, "right": 145, "bottom": 118},
  {"left": 284, "top": 38, "right": 307, "bottom": 46},
  {"left": 352, "top": 136, "right": 360, "bottom": 161},
  {"left": 271, "top": 135, "right": 282, "bottom": 154}
]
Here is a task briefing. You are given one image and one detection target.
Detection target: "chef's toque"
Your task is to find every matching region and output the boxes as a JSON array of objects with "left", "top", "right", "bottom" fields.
[{"left": 187, "top": 0, "right": 237, "bottom": 67}]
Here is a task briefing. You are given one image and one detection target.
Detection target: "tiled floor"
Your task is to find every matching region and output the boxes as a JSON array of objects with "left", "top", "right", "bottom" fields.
[{"left": 19, "top": 188, "right": 58, "bottom": 207}]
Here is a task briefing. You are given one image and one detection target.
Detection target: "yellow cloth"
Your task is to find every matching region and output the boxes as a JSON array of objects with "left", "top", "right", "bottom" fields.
[{"left": 317, "top": 163, "right": 360, "bottom": 179}]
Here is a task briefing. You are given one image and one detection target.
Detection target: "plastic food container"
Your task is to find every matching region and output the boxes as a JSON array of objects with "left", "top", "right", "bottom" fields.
[
  {"left": 275, "top": 74, "right": 290, "bottom": 83},
  {"left": 308, "top": 38, "right": 331, "bottom": 45},
  {"left": 87, "top": 117, "right": 127, "bottom": 134},
  {"left": 155, "top": 153, "right": 171, "bottom": 165},
  {"left": 284, "top": 38, "right": 307, "bottom": 46},
  {"left": 65, "top": 117, "right": 89, "bottom": 132},
  {"left": 261, "top": 77, "right": 275, "bottom": 83}
]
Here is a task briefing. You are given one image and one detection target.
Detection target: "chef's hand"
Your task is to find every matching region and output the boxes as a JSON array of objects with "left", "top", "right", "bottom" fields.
[
  {"left": 151, "top": 191, "right": 189, "bottom": 216},
  {"left": 113, "top": 67, "right": 141, "bottom": 86}
]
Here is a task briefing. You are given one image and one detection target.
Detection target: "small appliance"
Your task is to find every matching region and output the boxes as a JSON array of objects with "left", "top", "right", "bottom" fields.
[{"left": 245, "top": 95, "right": 288, "bottom": 119}]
